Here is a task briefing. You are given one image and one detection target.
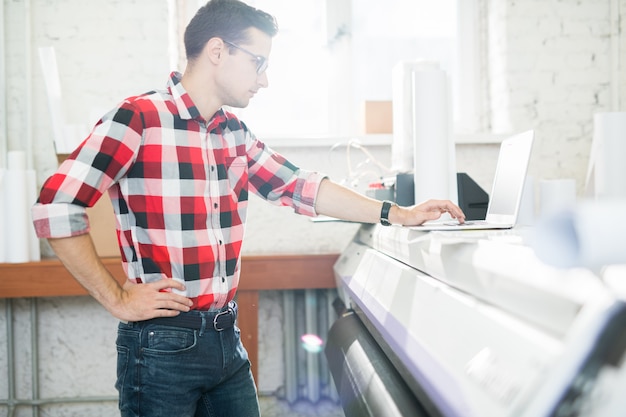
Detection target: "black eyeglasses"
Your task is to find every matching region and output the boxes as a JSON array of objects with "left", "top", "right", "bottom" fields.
[{"left": 224, "top": 40, "right": 268, "bottom": 74}]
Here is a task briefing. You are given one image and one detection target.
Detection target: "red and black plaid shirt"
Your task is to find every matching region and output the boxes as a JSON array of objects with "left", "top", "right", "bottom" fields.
[{"left": 33, "top": 72, "right": 325, "bottom": 310}]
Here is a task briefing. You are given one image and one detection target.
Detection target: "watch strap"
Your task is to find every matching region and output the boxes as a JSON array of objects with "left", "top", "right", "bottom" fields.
[{"left": 380, "top": 200, "right": 394, "bottom": 226}]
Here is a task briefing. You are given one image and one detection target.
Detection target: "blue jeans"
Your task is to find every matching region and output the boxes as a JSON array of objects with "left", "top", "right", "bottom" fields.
[{"left": 115, "top": 310, "right": 260, "bottom": 417}]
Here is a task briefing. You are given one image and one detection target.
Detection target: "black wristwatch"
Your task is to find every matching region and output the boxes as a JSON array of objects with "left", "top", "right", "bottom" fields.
[{"left": 380, "top": 200, "right": 395, "bottom": 226}]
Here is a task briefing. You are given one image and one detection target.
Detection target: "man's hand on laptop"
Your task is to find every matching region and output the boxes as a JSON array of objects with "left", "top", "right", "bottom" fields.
[{"left": 392, "top": 199, "right": 466, "bottom": 226}]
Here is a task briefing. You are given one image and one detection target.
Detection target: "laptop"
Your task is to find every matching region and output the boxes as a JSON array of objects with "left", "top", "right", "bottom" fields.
[{"left": 410, "top": 130, "right": 534, "bottom": 231}]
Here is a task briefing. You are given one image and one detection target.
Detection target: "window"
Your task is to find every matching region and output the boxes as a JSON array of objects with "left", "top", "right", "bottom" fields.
[
  {"left": 231, "top": 0, "right": 331, "bottom": 136},
  {"left": 184, "top": 0, "right": 475, "bottom": 138},
  {"left": 350, "top": 0, "right": 462, "bottom": 134}
]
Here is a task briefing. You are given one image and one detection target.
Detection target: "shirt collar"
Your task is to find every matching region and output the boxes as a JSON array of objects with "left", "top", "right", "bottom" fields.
[
  {"left": 167, "top": 71, "right": 227, "bottom": 128},
  {"left": 167, "top": 71, "right": 200, "bottom": 120}
]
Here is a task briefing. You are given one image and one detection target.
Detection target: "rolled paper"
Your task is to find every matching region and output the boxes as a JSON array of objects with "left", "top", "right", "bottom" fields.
[
  {"left": 587, "top": 112, "right": 626, "bottom": 200},
  {"left": 391, "top": 61, "right": 456, "bottom": 204},
  {"left": 531, "top": 200, "right": 626, "bottom": 271}
]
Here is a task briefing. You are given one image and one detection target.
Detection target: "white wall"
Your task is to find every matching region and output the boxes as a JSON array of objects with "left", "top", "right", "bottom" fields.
[
  {"left": 1, "top": 0, "right": 625, "bottom": 416},
  {"left": 485, "top": 0, "right": 626, "bottom": 194}
]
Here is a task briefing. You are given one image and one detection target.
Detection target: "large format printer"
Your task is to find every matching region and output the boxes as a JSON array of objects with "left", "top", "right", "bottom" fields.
[{"left": 325, "top": 224, "right": 626, "bottom": 417}]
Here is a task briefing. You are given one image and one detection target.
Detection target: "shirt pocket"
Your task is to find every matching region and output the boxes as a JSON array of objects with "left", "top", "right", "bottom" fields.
[{"left": 225, "top": 156, "right": 248, "bottom": 201}]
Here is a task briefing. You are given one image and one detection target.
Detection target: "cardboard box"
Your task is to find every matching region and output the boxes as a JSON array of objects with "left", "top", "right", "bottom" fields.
[
  {"left": 57, "top": 154, "right": 120, "bottom": 257},
  {"left": 87, "top": 193, "right": 120, "bottom": 258},
  {"left": 360, "top": 100, "right": 393, "bottom": 134}
]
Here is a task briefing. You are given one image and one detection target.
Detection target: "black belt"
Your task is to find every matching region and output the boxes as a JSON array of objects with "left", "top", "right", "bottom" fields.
[{"left": 142, "top": 301, "right": 237, "bottom": 332}]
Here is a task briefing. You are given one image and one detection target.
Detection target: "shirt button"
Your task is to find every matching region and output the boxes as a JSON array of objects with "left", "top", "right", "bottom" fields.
[
  {"left": 211, "top": 166, "right": 215, "bottom": 171},
  {"left": 214, "top": 203, "right": 218, "bottom": 209},
  {"left": 221, "top": 277, "right": 226, "bottom": 283}
]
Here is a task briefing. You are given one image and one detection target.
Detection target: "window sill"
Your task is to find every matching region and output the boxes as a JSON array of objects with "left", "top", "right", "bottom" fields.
[
  {"left": 262, "top": 133, "right": 508, "bottom": 148},
  {"left": 262, "top": 134, "right": 393, "bottom": 148}
]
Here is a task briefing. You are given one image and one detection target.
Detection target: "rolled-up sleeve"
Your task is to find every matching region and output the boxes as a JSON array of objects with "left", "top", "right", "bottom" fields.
[
  {"left": 246, "top": 139, "right": 326, "bottom": 217},
  {"left": 32, "top": 201, "right": 90, "bottom": 239}
]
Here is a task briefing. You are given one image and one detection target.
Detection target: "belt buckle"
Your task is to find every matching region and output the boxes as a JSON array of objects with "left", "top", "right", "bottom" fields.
[{"left": 213, "top": 306, "right": 234, "bottom": 332}]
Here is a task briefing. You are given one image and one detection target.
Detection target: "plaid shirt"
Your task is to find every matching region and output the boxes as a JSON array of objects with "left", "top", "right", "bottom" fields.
[{"left": 33, "top": 72, "right": 325, "bottom": 310}]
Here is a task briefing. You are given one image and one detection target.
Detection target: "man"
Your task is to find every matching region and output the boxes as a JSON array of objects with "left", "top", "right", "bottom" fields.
[{"left": 32, "top": 0, "right": 465, "bottom": 416}]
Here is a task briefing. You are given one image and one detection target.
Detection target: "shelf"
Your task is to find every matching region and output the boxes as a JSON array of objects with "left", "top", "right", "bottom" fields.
[{"left": 0, "top": 254, "right": 339, "bottom": 298}]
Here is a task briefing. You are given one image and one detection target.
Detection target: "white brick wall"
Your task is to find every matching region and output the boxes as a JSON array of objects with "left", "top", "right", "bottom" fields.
[{"left": 484, "top": 0, "right": 625, "bottom": 193}]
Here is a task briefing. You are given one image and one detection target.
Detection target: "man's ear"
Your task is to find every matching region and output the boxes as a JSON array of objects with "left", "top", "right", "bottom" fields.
[{"left": 205, "top": 37, "right": 226, "bottom": 66}]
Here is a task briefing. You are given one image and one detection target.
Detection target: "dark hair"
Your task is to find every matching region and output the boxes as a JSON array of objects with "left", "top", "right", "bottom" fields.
[{"left": 184, "top": 0, "right": 278, "bottom": 61}]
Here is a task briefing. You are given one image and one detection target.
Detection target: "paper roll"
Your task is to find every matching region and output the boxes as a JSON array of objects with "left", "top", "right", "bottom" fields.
[
  {"left": 392, "top": 62, "right": 453, "bottom": 165},
  {"left": 27, "top": 169, "right": 41, "bottom": 261},
  {"left": 0, "top": 156, "right": 40, "bottom": 262},
  {"left": 587, "top": 112, "right": 626, "bottom": 200},
  {"left": 530, "top": 200, "right": 626, "bottom": 271},
  {"left": 39, "top": 46, "right": 68, "bottom": 154},
  {"left": 539, "top": 179, "right": 576, "bottom": 216},
  {"left": 3, "top": 167, "right": 31, "bottom": 262},
  {"left": 7, "top": 150, "right": 26, "bottom": 170},
  {"left": 391, "top": 61, "right": 432, "bottom": 172},
  {"left": 411, "top": 64, "right": 456, "bottom": 204},
  {"left": 0, "top": 169, "right": 6, "bottom": 262},
  {"left": 391, "top": 61, "right": 456, "bottom": 202}
]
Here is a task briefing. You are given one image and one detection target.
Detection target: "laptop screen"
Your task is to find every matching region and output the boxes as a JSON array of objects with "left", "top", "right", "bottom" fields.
[{"left": 486, "top": 131, "right": 534, "bottom": 218}]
